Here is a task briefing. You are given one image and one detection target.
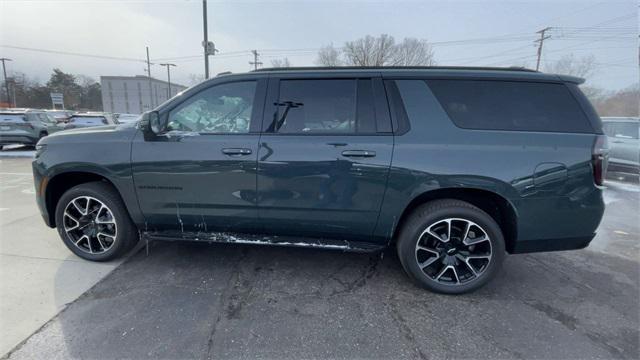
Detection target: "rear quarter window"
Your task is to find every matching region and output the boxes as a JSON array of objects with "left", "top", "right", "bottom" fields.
[{"left": 426, "top": 80, "right": 594, "bottom": 133}]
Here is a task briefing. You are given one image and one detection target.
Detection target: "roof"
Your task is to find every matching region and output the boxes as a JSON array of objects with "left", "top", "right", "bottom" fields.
[
  {"left": 212, "top": 66, "right": 583, "bottom": 84},
  {"left": 0, "top": 108, "right": 45, "bottom": 114},
  {"left": 253, "top": 66, "right": 538, "bottom": 73}
]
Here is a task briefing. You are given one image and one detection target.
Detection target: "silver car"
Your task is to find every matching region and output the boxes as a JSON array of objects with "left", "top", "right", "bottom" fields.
[
  {"left": 601, "top": 117, "right": 639, "bottom": 175},
  {"left": 0, "top": 109, "right": 64, "bottom": 149}
]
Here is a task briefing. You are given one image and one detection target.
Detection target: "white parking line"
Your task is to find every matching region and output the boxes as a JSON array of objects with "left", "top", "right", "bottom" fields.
[{"left": 0, "top": 173, "right": 32, "bottom": 176}]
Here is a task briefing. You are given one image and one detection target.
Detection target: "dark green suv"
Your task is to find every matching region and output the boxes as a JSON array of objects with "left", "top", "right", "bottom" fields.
[{"left": 32, "top": 67, "right": 607, "bottom": 294}]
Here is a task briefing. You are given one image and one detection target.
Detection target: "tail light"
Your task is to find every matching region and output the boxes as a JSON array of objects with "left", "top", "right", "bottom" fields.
[{"left": 592, "top": 135, "right": 609, "bottom": 186}]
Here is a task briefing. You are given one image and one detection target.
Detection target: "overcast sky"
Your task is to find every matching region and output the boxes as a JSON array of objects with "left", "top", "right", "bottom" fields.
[{"left": 0, "top": 0, "right": 637, "bottom": 91}]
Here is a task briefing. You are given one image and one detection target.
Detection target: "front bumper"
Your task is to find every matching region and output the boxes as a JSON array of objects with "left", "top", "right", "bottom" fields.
[{"left": 32, "top": 160, "right": 53, "bottom": 227}]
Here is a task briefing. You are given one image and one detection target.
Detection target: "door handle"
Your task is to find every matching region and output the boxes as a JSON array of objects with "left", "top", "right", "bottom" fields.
[
  {"left": 341, "top": 150, "right": 376, "bottom": 158},
  {"left": 222, "top": 148, "right": 252, "bottom": 156}
]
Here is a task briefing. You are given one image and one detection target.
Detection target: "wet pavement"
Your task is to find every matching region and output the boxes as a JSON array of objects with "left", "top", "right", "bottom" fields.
[{"left": 1, "top": 157, "right": 639, "bottom": 359}]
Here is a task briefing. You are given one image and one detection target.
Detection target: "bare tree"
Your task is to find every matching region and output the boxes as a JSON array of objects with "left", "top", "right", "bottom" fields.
[
  {"left": 316, "top": 44, "right": 342, "bottom": 66},
  {"left": 544, "top": 54, "right": 596, "bottom": 79},
  {"left": 270, "top": 58, "right": 292, "bottom": 68},
  {"left": 391, "top": 38, "right": 435, "bottom": 66},
  {"left": 317, "top": 34, "right": 435, "bottom": 67},
  {"left": 187, "top": 73, "right": 205, "bottom": 86},
  {"left": 343, "top": 34, "right": 396, "bottom": 66},
  {"left": 591, "top": 83, "right": 639, "bottom": 116}
]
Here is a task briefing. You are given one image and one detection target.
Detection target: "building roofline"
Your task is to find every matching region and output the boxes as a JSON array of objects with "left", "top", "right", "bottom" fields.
[{"left": 100, "top": 75, "right": 187, "bottom": 88}]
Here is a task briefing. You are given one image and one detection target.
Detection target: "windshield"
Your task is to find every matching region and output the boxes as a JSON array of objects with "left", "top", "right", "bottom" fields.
[
  {"left": 0, "top": 114, "right": 26, "bottom": 122},
  {"left": 69, "top": 116, "right": 107, "bottom": 125}
]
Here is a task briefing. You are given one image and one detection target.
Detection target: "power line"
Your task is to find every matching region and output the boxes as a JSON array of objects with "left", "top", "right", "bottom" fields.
[
  {"left": 1, "top": 58, "right": 12, "bottom": 104},
  {"left": 0, "top": 45, "right": 144, "bottom": 63},
  {"left": 535, "top": 27, "right": 552, "bottom": 71},
  {"left": 249, "top": 50, "right": 262, "bottom": 70}
]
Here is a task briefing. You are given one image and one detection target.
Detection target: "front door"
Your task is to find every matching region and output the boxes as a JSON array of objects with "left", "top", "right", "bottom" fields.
[
  {"left": 257, "top": 77, "right": 393, "bottom": 242},
  {"left": 132, "top": 79, "right": 266, "bottom": 234}
]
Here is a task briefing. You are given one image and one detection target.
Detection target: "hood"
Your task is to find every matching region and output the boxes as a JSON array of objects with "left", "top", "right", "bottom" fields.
[{"left": 41, "top": 122, "right": 139, "bottom": 145}]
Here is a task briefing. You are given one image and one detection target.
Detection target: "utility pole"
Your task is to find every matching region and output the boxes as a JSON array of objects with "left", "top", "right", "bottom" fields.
[
  {"left": 249, "top": 50, "right": 262, "bottom": 71},
  {"left": 159, "top": 63, "right": 176, "bottom": 99},
  {"left": 202, "top": 0, "right": 210, "bottom": 79},
  {"left": 146, "top": 47, "right": 154, "bottom": 108},
  {"left": 0, "top": 58, "right": 12, "bottom": 105},
  {"left": 534, "top": 27, "right": 551, "bottom": 71}
]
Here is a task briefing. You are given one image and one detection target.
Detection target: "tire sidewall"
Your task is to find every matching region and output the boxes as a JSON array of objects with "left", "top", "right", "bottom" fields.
[
  {"left": 55, "top": 183, "right": 130, "bottom": 261},
  {"left": 398, "top": 204, "right": 505, "bottom": 294}
]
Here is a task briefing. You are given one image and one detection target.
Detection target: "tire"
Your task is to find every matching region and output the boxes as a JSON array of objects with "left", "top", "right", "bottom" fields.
[
  {"left": 396, "top": 199, "right": 505, "bottom": 294},
  {"left": 55, "top": 181, "right": 139, "bottom": 261}
]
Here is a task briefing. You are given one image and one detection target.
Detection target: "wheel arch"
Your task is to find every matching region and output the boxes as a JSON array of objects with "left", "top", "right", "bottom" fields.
[
  {"left": 392, "top": 187, "right": 519, "bottom": 253},
  {"left": 45, "top": 170, "right": 134, "bottom": 228}
]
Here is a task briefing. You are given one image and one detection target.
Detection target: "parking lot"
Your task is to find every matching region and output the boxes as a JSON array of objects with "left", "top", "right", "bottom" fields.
[{"left": 1, "top": 154, "right": 638, "bottom": 359}]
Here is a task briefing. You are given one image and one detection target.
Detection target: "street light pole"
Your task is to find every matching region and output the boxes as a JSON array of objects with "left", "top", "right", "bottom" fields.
[
  {"left": 159, "top": 63, "right": 176, "bottom": 99},
  {"left": 0, "top": 58, "right": 12, "bottom": 105},
  {"left": 202, "top": 0, "right": 209, "bottom": 79}
]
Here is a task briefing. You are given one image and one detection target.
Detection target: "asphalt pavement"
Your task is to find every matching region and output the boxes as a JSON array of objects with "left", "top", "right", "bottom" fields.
[{"left": 1, "top": 154, "right": 638, "bottom": 359}]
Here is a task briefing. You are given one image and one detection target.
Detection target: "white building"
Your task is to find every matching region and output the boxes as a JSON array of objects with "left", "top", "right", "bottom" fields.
[{"left": 100, "top": 75, "right": 187, "bottom": 114}]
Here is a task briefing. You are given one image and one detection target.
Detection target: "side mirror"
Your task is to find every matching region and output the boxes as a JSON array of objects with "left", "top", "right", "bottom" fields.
[{"left": 141, "top": 111, "right": 167, "bottom": 135}]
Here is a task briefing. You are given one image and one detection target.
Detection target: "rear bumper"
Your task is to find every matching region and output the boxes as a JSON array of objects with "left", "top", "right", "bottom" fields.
[
  {"left": 0, "top": 134, "right": 38, "bottom": 145},
  {"left": 511, "top": 234, "right": 595, "bottom": 254}
]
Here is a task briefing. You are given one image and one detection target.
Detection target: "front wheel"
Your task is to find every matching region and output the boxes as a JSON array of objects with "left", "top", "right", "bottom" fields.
[
  {"left": 55, "top": 182, "right": 138, "bottom": 261},
  {"left": 396, "top": 199, "right": 505, "bottom": 294}
]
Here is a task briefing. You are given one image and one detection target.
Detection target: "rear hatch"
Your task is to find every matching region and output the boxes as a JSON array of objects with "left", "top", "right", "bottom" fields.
[{"left": 0, "top": 113, "right": 31, "bottom": 133}]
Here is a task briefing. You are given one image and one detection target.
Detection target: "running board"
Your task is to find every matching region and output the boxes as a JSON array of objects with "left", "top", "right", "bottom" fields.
[{"left": 142, "top": 231, "right": 385, "bottom": 253}]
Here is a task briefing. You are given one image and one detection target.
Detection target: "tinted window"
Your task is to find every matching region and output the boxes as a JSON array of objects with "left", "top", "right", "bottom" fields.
[
  {"left": 168, "top": 81, "right": 256, "bottom": 133},
  {"left": 276, "top": 79, "right": 359, "bottom": 134},
  {"left": 427, "top": 80, "right": 593, "bottom": 133}
]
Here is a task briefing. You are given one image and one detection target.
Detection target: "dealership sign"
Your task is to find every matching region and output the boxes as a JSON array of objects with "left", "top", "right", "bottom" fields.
[{"left": 50, "top": 92, "right": 64, "bottom": 109}]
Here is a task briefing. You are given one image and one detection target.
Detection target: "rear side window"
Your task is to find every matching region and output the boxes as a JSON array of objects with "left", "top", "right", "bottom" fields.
[
  {"left": 274, "top": 79, "right": 377, "bottom": 134},
  {"left": 427, "top": 80, "right": 593, "bottom": 133}
]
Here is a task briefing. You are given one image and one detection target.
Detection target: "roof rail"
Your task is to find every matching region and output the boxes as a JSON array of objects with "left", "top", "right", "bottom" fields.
[{"left": 252, "top": 66, "right": 538, "bottom": 73}]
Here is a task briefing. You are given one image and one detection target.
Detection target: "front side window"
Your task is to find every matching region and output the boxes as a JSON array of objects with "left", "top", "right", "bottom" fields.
[
  {"left": 275, "top": 79, "right": 358, "bottom": 134},
  {"left": 168, "top": 81, "right": 256, "bottom": 133}
]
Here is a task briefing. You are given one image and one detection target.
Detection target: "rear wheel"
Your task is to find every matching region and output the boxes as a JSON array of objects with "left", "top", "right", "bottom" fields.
[
  {"left": 55, "top": 182, "right": 138, "bottom": 261},
  {"left": 396, "top": 199, "right": 505, "bottom": 294}
]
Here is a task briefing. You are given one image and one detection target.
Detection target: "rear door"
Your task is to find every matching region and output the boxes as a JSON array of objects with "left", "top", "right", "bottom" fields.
[{"left": 256, "top": 75, "right": 393, "bottom": 242}]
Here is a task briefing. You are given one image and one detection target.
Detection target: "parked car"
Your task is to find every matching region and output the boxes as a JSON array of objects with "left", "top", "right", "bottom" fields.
[
  {"left": 45, "top": 109, "right": 74, "bottom": 124},
  {"left": 32, "top": 66, "right": 607, "bottom": 294},
  {"left": 63, "top": 113, "right": 117, "bottom": 130},
  {"left": 115, "top": 113, "right": 141, "bottom": 124},
  {"left": 0, "top": 109, "right": 64, "bottom": 149},
  {"left": 601, "top": 117, "right": 639, "bottom": 175}
]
